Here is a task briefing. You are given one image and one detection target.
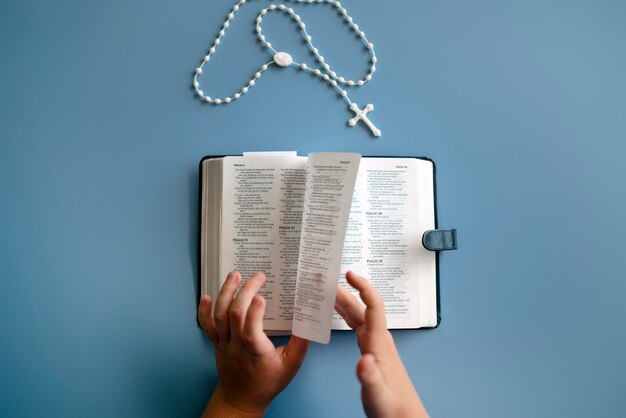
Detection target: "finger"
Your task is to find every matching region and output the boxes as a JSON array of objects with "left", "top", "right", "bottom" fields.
[
  {"left": 335, "top": 283, "right": 365, "bottom": 329},
  {"left": 213, "top": 271, "right": 241, "bottom": 343},
  {"left": 282, "top": 335, "right": 309, "bottom": 371},
  {"left": 346, "top": 271, "right": 387, "bottom": 332},
  {"left": 198, "top": 295, "right": 219, "bottom": 344},
  {"left": 357, "top": 354, "right": 388, "bottom": 412},
  {"left": 242, "top": 295, "right": 274, "bottom": 354},
  {"left": 229, "top": 272, "right": 266, "bottom": 339}
]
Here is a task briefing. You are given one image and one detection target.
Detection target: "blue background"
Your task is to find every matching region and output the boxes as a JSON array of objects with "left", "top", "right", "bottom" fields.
[{"left": 1, "top": 0, "right": 625, "bottom": 416}]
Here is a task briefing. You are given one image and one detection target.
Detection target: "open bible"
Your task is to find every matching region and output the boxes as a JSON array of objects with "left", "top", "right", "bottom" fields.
[{"left": 200, "top": 153, "right": 439, "bottom": 344}]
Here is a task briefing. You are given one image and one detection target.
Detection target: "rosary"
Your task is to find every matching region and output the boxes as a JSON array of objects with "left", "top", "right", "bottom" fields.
[{"left": 192, "top": 0, "right": 381, "bottom": 137}]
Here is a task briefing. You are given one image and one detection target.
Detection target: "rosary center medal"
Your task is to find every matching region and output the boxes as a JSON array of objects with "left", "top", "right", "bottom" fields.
[{"left": 191, "top": 0, "right": 382, "bottom": 138}]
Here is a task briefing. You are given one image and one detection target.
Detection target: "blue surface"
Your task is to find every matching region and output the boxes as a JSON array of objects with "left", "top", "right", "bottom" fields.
[{"left": 1, "top": 0, "right": 626, "bottom": 416}]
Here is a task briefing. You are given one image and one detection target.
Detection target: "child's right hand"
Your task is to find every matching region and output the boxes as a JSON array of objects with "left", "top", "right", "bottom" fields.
[{"left": 335, "top": 271, "right": 429, "bottom": 418}]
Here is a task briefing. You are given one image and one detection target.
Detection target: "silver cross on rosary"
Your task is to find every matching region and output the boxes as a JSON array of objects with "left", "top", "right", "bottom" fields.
[{"left": 191, "top": 0, "right": 382, "bottom": 138}]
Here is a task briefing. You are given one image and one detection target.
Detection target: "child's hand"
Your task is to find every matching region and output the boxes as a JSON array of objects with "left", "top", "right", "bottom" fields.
[
  {"left": 335, "top": 271, "right": 429, "bottom": 418},
  {"left": 198, "top": 271, "right": 309, "bottom": 418}
]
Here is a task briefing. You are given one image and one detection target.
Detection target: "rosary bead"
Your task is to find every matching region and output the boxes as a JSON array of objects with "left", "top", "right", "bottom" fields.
[
  {"left": 352, "top": 24, "right": 359, "bottom": 31},
  {"left": 234, "top": 93, "right": 241, "bottom": 99},
  {"left": 233, "top": 4, "right": 239, "bottom": 11},
  {"left": 256, "top": 17, "right": 262, "bottom": 24},
  {"left": 372, "top": 56, "right": 377, "bottom": 63},
  {"left": 238, "top": 0, "right": 246, "bottom": 4},
  {"left": 242, "top": 87, "right": 248, "bottom": 93},
  {"left": 347, "top": 80, "right": 355, "bottom": 86},
  {"left": 215, "top": 39, "right": 221, "bottom": 45},
  {"left": 371, "top": 65, "right": 376, "bottom": 72},
  {"left": 367, "top": 42, "right": 374, "bottom": 49},
  {"left": 288, "top": 8, "right": 294, "bottom": 14},
  {"left": 338, "top": 76, "right": 345, "bottom": 83},
  {"left": 357, "top": 80, "right": 364, "bottom": 86},
  {"left": 299, "top": 22, "right": 306, "bottom": 29},
  {"left": 261, "top": 9, "right": 267, "bottom": 15},
  {"left": 365, "top": 74, "right": 371, "bottom": 81},
  {"left": 278, "top": 4, "right": 286, "bottom": 10},
  {"left": 330, "top": 71, "right": 337, "bottom": 78},
  {"left": 204, "top": 96, "right": 212, "bottom": 102},
  {"left": 314, "top": 69, "right": 321, "bottom": 75},
  {"left": 323, "top": 63, "right": 330, "bottom": 71},
  {"left": 346, "top": 16, "right": 352, "bottom": 23},
  {"left": 195, "top": 68, "right": 202, "bottom": 75},
  {"left": 312, "top": 47, "right": 318, "bottom": 54},
  {"left": 269, "top": 4, "right": 276, "bottom": 10},
  {"left": 210, "top": 47, "right": 215, "bottom": 54},
  {"left": 255, "top": 72, "right": 261, "bottom": 78},
  {"left": 331, "top": 80, "right": 337, "bottom": 87},
  {"left": 223, "top": 21, "right": 229, "bottom": 28},
  {"left": 300, "top": 63, "right": 307, "bottom": 70},
  {"left": 249, "top": 79, "right": 255, "bottom": 86},
  {"left": 318, "top": 55, "right": 325, "bottom": 62},
  {"left": 204, "top": 55, "right": 210, "bottom": 62},
  {"left": 215, "top": 98, "right": 222, "bottom": 104},
  {"left": 193, "top": 81, "right": 199, "bottom": 88},
  {"left": 305, "top": 35, "right": 312, "bottom": 42},
  {"left": 323, "top": 74, "right": 330, "bottom": 80},
  {"left": 219, "top": 30, "right": 225, "bottom": 37},
  {"left": 261, "top": 64, "right": 268, "bottom": 71},
  {"left": 228, "top": 13, "right": 234, "bottom": 19},
  {"left": 197, "top": 90, "right": 204, "bottom": 96},
  {"left": 340, "top": 90, "right": 347, "bottom": 97},
  {"left": 224, "top": 97, "right": 231, "bottom": 103}
]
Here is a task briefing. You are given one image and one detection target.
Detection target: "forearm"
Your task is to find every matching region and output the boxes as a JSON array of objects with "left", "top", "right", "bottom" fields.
[{"left": 202, "top": 384, "right": 268, "bottom": 418}]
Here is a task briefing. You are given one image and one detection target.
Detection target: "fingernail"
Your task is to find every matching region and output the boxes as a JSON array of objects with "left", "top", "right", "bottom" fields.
[
  {"left": 227, "top": 272, "right": 238, "bottom": 282},
  {"left": 200, "top": 295, "right": 209, "bottom": 305}
]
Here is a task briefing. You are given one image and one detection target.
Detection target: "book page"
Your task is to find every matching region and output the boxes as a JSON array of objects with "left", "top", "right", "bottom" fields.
[
  {"left": 333, "top": 158, "right": 437, "bottom": 329},
  {"left": 220, "top": 156, "right": 307, "bottom": 331},
  {"left": 292, "top": 153, "right": 361, "bottom": 344}
]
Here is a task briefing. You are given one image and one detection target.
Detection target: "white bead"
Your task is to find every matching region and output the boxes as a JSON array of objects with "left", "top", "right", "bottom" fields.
[
  {"left": 204, "top": 96, "right": 212, "bottom": 102},
  {"left": 224, "top": 97, "right": 231, "bottom": 103},
  {"left": 255, "top": 72, "right": 261, "bottom": 78},
  {"left": 334, "top": 1, "right": 341, "bottom": 7},
  {"left": 259, "top": 34, "right": 265, "bottom": 41},
  {"left": 195, "top": 67, "right": 202, "bottom": 75},
  {"left": 288, "top": 8, "right": 294, "bottom": 13},
  {"left": 215, "top": 98, "right": 222, "bottom": 104},
  {"left": 215, "top": 39, "right": 220, "bottom": 45},
  {"left": 305, "top": 35, "right": 312, "bottom": 42},
  {"left": 234, "top": 93, "right": 241, "bottom": 99},
  {"left": 314, "top": 69, "right": 321, "bottom": 75},
  {"left": 359, "top": 31, "right": 365, "bottom": 38},
  {"left": 300, "top": 22, "right": 305, "bottom": 29},
  {"left": 228, "top": 13, "right": 234, "bottom": 19},
  {"left": 338, "top": 76, "right": 345, "bottom": 83},
  {"left": 372, "top": 56, "right": 377, "bottom": 63},
  {"left": 300, "top": 63, "right": 307, "bottom": 70},
  {"left": 261, "top": 9, "right": 267, "bottom": 15},
  {"left": 331, "top": 80, "right": 337, "bottom": 86},
  {"left": 371, "top": 66, "right": 376, "bottom": 72},
  {"left": 238, "top": 0, "right": 246, "bottom": 4},
  {"left": 307, "top": 0, "right": 313, "bottom": 3},
  {"left": 346, "top": 16, "right": 352, "bottom": 23},
  {"left": 340, "top": 90, "right": 347, "bottom": 97},
  {"left": 323, "top": 63, "right": 330, "bottom": 71},
  {"left": 323, "top": 74, "right": 330, "bottom": 80},
  {"left": 330, "top": 71, "right": 336, "bottom": 78},
  {"left": 224, "top": 21, "right": 229, "bottom": 28},
  {"left": 204, "top": 55, "right": 210, "bottom": 62},
  {"left": 278, "top": 4, "right": 285, "bottom": 10},
  {"left": 261, "top": 64, "right": 268, "bottom": 71},
  {"left": 233, "top": 5, "right": 239, "bottom": 11},
  {"left": 365, "top": 74, "right": 371, "bottom": 81},
  {"left": 193, "top": 81, "right": 199, "bottom": 88},
  {"left": 312, "top": 48, "right": 318, "bottom": 54},
  {"left": 266, "top": 42, "right": 271, "bottom": 48},
  {"left": 269, "top": 4, "right": 276, "bottom": 10},
  {"left": 367, "top": 43, "right": 374, "bottom": 49},
  {"left": 242, "top": 87, "right": 248, "bottom": 93},
  {"left": 357, "top": 80, "right": 364, "bottom": 86},
  {"left": 341, "top": 8, "right": 347, "bottom": 15},
  {"left": 348, "top": 80, "right": 355, "bottom": 86},
  {"left": 249, "top": 79, "right": 255, "bottom": 86},
  {"left": 353, "top": 24, "right": 359, "bottom": 31},
  {"left": 256, "top": 17, "right": 262, "bottom": 24},
  {"left": 318, "top": 55, "right": 325, "bottom": 62},
  {"left": 209, "top": 47, "right": 215, "bottom": 54},
  {"left": 294, "top": 14, "right": 300, "bottom": 20},
  {"left": 197, "top": 90, "right": 203, "bottom": 96},
  {"left": 219, "top": 30, "right": 225, "bottom": 36}
]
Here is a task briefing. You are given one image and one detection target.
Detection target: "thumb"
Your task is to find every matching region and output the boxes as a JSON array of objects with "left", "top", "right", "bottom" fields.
[
  {"left": 284, "top": 335, "right": 309, "bottom": 368},
  {"left": 357, "top": 353, "right": 386, "bottom": 394}
]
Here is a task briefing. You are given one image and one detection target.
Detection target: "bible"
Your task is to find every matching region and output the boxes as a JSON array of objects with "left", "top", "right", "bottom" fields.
[{"left": 200, "top": 152, "right": 441, "bottom": 344}]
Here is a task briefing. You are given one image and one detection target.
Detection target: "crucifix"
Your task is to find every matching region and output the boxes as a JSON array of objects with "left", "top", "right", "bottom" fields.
[{"left": 348, "top": 103, "right": 381, "bottom": 137}]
